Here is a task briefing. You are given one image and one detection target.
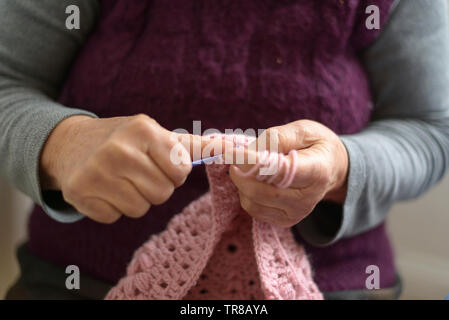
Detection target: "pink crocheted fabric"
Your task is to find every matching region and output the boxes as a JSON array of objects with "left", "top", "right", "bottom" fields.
[{"left": 106, "top": 137, "right": 323, "bottom": 300}]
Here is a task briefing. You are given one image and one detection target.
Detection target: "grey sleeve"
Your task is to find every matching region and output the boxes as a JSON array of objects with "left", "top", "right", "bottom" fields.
[
  {"left": 296, "top": 0, "right": 449, "bottom": 246},
  {"left": 0, "top": 0, "right": 100, "bottom": 222}
]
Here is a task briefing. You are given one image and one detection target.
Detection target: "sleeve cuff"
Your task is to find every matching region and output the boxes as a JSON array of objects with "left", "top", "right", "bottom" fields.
[
  {"left": 41, "top": 190, "right": 84, "bottom": 223},
  {"left": 294, "top": 135, "right": 368, "bottom": 246}
]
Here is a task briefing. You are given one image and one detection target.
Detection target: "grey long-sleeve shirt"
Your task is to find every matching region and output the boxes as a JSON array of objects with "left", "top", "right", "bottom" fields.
[{"left": 0, "top": 0, "right": 449, "bottom": 246}]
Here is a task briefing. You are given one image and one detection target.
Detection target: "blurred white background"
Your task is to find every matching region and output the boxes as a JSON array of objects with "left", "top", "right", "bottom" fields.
[{"left": 1, "top": 1, "right": 449, "bottom": 300}]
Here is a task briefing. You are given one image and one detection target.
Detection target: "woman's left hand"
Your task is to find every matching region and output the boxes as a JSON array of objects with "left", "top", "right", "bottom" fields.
[{"left": 229, "top": 120, "right": 349, "bottom": 228}]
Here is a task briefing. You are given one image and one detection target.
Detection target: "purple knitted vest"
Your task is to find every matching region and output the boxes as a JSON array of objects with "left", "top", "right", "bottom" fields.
[{"left": 29, "top": 0, "right": 396, "bottom": 293}]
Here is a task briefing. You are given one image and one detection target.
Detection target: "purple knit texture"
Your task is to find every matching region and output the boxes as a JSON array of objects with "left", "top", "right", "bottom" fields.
[{"left": 29, "top": 0, "right": 395, "bottom": 292}]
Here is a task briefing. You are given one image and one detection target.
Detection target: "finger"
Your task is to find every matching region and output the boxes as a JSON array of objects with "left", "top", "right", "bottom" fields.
[
  {"left": 85, "top": 170, "right": 151, "bottom": 219},
  {"left": 177, "top": 133, "right": 234, "bottom": 161},
  {"left": 238, "top": 193, "right": 294, "bottom": 227},
  {"left": 96, "top": 141, "right": 176, "bottom": 206},
  {"left": 149, "top": 131, "right": 233, "bottom": 185},
  {"left": 230, "top": 147, "right": 292, "bottom": 185},
  {"left": 288, "top": 148, "right": 326, "bottom": 189},
  {"left": 111, "top": 117, "right": 193, "bottom": 187},
  {"left": 259, "top": 120, "right": 329, "bottom": 154},
  {"left": 141, "top": 129, "right": 193, "bottom": 186},
  {"left": 104, "top": 146, "right": 177, "bottom": 204},
  {"left": 232, "top": 145, "right": 327, "bottom": 190},
  {"left": 74, "top": 197, "right": 122, "bottom": 224},
  {"left": 230, "top": 120, "right": 324, "bottom": 174},
  {"left": 229, "top": 165, "right": 302, "bottom": 211},
  {"left": 120, "top": 158, "right": 175, "bottom": 205}
]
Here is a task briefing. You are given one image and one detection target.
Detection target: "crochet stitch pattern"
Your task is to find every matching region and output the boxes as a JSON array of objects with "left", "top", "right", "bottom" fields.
[{"left": 106, "top": 136, "right": 322, "bottom": 300}]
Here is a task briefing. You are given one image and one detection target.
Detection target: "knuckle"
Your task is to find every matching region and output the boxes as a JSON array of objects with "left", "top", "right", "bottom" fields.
[
  {"left": 133, "top": 114, "right": 153, "bottom": 126},
  {"left": 166, "top": 137, "right": 190, "bottom": 165},
  {"left": 131, "top": 114, "right": 159, "bottom": 136},
  {"left": 165, "top": 134, "right": 179, "bottom": 149}
]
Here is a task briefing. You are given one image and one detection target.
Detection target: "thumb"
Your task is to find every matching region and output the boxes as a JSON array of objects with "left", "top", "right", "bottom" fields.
[
  {"left": 176, "top": 133, "right": 232, "bottom": 161},
  {"left": 257, "top": 120, "right": 323, "bottom": 154}
]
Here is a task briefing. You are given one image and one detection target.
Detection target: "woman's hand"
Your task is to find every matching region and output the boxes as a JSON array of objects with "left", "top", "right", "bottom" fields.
[
  {"left": 229, "top": 120, "right": 349, "bottom": 228},
  {"left": 40, "top": 114, "right": 211, "bottom": 224}
]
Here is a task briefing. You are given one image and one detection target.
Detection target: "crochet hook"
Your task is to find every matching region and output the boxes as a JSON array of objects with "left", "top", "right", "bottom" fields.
[
  {"left": 191, "top": 144, "right": 245, "bottom": 167},
  {"left": 191, "top": 154, "right": 223, "bottom": 167}
]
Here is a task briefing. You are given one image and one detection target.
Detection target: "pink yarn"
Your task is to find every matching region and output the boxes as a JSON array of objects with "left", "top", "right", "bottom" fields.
[{"left": 106, "top": 136, "right": 322, "bottom": 300}]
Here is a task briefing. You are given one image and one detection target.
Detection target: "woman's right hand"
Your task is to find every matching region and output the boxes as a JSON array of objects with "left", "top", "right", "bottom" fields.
[{"left": 39, "top": 114, "right": 206, "bottom": 223}]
